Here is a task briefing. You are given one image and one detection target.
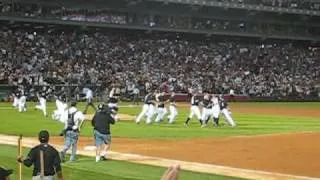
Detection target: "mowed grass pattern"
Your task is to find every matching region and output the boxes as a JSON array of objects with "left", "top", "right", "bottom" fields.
[
  {"left": 0, "top": 102, "right": 319, "bottom": 180},
  {"left": 0, "top": 145, "right": 241, "bottom": 180},
  {"left": 0, "top": 102, "right": 319, "bottom": 139}
]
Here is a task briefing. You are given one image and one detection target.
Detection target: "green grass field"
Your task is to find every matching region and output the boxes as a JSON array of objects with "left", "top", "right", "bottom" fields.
[
  {"left": 0, "top": 102, "right": 320, "bottom": 179},
  {"left": 0, "top": 145, "right": 241, "bottom": 180},
  {"left": 0, "top": 102, "right": 319, "bottom": 139}
]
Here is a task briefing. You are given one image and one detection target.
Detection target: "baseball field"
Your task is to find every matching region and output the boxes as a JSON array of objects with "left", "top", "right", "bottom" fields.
[{"left": 0, "top": 102, "right": 320, "bottom": 180}]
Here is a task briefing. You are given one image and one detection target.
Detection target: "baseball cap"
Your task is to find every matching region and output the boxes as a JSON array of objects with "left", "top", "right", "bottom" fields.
[
  {"left": 38, "top": 130, "right": 49, "bottom": 143},
  {"left": 0, "top": 167, "right": 13, "bottom": 178}
]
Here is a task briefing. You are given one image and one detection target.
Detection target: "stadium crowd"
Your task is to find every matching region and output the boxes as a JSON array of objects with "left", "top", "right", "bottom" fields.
[
  {"left": 222, "top": 0, "right": 320, "bottom": 10},
  {"left": 0, "top": 23, "right": 319, "bottom": 98},
  {"left": 0, "top": 3, "right": 317, "bottom": 38}
]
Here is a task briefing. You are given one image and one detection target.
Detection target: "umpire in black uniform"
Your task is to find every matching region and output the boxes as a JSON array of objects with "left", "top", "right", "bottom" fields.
[
  {"left": 92, "top": 103, "right": 117, "bottom": 162},
  {"left": 17, "top": 130, "right": 64, "bottom": 180}
]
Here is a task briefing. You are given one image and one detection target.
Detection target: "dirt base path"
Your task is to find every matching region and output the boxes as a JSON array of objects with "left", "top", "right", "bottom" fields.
[
  {"left": 50, "top": 132, "right": 320, "bottom": 178},
  {"left": 0, "top": 134, "right": 319, "bottom": 180}
]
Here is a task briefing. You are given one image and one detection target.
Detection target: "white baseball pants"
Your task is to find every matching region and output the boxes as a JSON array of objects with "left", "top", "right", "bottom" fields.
[
  {"left": 36, "top": 97, "right": 47, "bottom": 116},
  {"left": 18, "top": 96, "right": 27, "bottom": 112},
  {"left": 146, "top": 104, "right": 155, "bottom": 124},
  {"left": 221, "top": 108, "right": 236, "bottom": 127},
  {"left": 136, "top": 104, "right": 149, "bottom": 123},
  {"left": 155, "top": 107, "right": 167, "bottom": 123},
  {"left": 188, "top": 106, "right": 201, "bottom": 120},
  {"left": 201, "top": 108, "right": 212, "bottom": 124},
  {"left": 13, "top": 97, "right": 19, "bottom": 108},
  {"left": 211, "top": 105, "right": 220, "bottom": 119},
  {"left": 168, "top": 105, "right": 178, "bottom": 124}
]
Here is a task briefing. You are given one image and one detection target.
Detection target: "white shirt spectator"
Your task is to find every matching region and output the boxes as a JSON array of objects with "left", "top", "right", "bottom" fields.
[{"left": 64, "top": 106, "right": 85, "bottom": 130}]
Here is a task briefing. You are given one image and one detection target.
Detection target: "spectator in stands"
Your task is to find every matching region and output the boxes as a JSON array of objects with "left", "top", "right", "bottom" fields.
[{"left": 0, "top": 23, "right": 319, "bottom": 98}]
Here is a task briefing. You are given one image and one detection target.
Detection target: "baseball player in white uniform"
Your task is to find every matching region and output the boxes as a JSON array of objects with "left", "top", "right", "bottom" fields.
[
  {"left": 108, "top": 87, "right": 120, "bottom": 121},
  {"left": 219, "top": 95, "right": 236, "bottom": 127},
  {"left": 135, "top": 92, "right": 153, "bottom": 124},
  {"left": 83, "top": 87, "right": 96, "bottom": 114},
  {"left": 184, "top": 92, "right": 202, "bottom": 126},
  {"left": 52, "top": 95, "right": 68, "bottom": 123},
  {"left": 154, "top": 92, "right": 167, "bottom": 123},
  {"left": 167, "top": 92, "right": 178, "bottom": 124},
  {"left": 211, "top": 95, "right": 220, "bottom": 126},
  {"left": 201, "top": 93, "right": 212, "bottom": 127},
  {"left": 18, "top": 93, "right": 27, "bottom": 113},
  {"left": 35, "top": 92, "right": 47, "bottom": 117},
  {"left": 146, "top": 92, "right": 156, "bottom": 124},
  {"left": 12, "top": 91, "right": 19, "bottom": 109}
]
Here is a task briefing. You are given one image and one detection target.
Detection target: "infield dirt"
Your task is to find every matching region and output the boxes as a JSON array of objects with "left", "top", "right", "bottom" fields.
[
  {"left": 49, "top": 132, "right": 320, "bottom": 178},
  {"left": 53, "top": 104, "right": 320, "bottom": 177}
]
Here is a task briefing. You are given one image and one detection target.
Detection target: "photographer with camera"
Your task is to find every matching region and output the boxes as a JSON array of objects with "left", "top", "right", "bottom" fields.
[
  {"left": 60, "top": 101, "right": 85, "bottom": 162},
  {"left": 92, "top": 103, "right": 117, "bottom": 162}
]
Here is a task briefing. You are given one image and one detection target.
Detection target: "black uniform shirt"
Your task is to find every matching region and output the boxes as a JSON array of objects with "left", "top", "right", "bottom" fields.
[
  {"left": 144, "top": 94, "right": 152, "bottom": 104},
  {"left": 202, "top": 99, "right": 212, "bottom": 108},
  {"left": 15, "top": 90, "right": 21, "bottom": 98},
  {"left": 191, "top": 96, "right": 199, "bottom": 106},
  {"left": 23, "top": 144, "right": 61, "bottom": 176},
  {"left": 157, "top": 95, "right": 165, "bottom": 108},
  {"left": 169, "top": 96, "right": 176, "bottom": 104},
  {"left": 108, "top": 97, "right": 118, "bottom": 104},
  {"left": 92, "top": 110, "right": 115, "bottom": 135},
  {"left": 219, "top": 99, "right": 228, "bottom": 109},
  {"left": 146, "top": 94, "right": 155, "bottom": 105}
]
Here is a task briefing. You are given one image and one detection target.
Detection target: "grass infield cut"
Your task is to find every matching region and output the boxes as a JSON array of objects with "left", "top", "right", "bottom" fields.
[
  {"left": 0, "top": 102, "right": 319, "bottom": 139},
  {"left": 0, "top": 145, "right": 242, "bottom": 180}
]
